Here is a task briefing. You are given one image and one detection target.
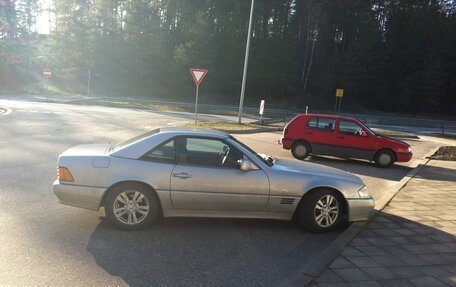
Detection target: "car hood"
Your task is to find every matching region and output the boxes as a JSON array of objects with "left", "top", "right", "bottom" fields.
[
  {"left": 271, "top": 158, "right": 363, "bottom": 185},
  {"left": 60, "top": 144, "right": 111, "bottom": 157},
  {"left": 376, "top": 135, "right": 410, "bottom": 147}
]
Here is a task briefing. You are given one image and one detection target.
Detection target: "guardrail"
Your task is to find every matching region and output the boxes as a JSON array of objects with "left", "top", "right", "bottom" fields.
[{"left": 90, "top": 97, "right": 456, "bottom": 137}]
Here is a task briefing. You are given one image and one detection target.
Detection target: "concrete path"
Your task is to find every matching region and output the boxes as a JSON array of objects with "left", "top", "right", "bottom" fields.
[{"left": 311, "top": 159, "right": 456, "bottom": 286}]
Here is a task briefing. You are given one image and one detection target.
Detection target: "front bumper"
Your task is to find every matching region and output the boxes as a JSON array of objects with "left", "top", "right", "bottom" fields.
[
  {"left": 397, "top": 152, "right": 413, "bottom": 162},
  {"left": 53, "top": 180, "right": 106, "bottom": 211},
  {"left": 346, "top": 197, "right": 375, "bottom": 222}
]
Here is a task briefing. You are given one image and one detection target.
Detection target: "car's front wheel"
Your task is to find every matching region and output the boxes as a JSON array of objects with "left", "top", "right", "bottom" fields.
[
  {"left": 105, "top": 183, "right": 160, "bottom": 230},
  {"left": 297, "top": 189, "right": 343, "bottom": 232},
  {"left": 375, "top": 149, "right": 395, "bottom": 168}
]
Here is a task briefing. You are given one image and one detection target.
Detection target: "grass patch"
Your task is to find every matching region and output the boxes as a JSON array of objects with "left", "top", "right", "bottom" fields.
[
  {"left": 180, "top": 121, "right": 282, "bottom": 132},
  {"left": 432, "top": 146, "right": 456, "bottom": 161}
]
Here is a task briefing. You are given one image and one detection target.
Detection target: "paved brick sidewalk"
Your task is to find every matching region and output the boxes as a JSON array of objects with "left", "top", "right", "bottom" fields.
[{"left": 311, "top": 160, "right": 456, "bottom": 287}]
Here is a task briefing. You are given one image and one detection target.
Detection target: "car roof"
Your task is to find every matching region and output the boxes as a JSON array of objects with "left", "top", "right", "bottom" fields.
[
  {"left": 159, "top": 126, "right": 229, "bottom": 139},
  {"left": 110, "top": 126, "right": 230, "bottom": 159},
  {"left": 297, "top": 113, "right": 357, "bottom": 121}
]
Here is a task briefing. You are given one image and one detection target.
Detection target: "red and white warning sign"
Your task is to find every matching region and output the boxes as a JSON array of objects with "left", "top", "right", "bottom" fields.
[
  {"left": 43, "top": 68, "right": 52, "bottom": 78},
  {"left": 190, "top": 68, "right": 207, "bottom": 86}
]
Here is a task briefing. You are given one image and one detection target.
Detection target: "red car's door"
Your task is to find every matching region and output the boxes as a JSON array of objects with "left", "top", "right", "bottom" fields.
[
  {"left": 335, "top": 119, "right": 376, "bottom": 160},
  {"left": 305, "top": 117, "right": 338, "bottom": 156}
]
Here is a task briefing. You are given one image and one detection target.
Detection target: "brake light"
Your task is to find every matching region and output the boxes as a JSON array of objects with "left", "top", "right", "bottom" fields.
[{"left": 57, "top": 167, "right": 74, "bottom": 182}]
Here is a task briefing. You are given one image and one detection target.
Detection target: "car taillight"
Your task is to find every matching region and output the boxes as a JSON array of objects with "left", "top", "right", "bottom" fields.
[{"left": 57, "top": 167, "right": 74, "bottom": 182}]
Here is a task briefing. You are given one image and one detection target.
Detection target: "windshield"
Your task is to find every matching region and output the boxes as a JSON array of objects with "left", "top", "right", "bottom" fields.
[
  {"left": 229, "top": 136, "right": 274, "bottom": 167},
  {"left": 110, "top": 129, "right": 160, "bottom": 152},
  {"left": 358, "top": 121, "right": 378, "bottom": 136}
]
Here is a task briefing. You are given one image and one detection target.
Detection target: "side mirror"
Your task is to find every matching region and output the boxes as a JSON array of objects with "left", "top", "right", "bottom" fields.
[
  {"left": 238, "top": 159, "right": 255, "bottom": 171},
  {"left": 361, "top": 130, "right": 368, "bottom": 137}
]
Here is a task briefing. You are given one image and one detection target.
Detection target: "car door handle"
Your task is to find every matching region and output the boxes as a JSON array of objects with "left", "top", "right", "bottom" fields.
[
  {"left": 338, "top": 136, "right": 344, "bottom": 139},
  {"left": 305, "top": 132, "right": 313, "bottom": 135},
  {"left": 173, "top": 172, "right": 192, "bottom": 179}
]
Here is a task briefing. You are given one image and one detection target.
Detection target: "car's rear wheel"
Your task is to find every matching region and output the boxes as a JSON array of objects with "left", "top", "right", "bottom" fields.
[
  {"left": 375, "top": 149, "right": 395, "bottom": 168},
  {"left": 105, "top": 183, "right": 160, "bottom": 230},
  {"left": 291, "top": 141, "right": 310, "bottom": 160},
  {"left": 297, "top": 189, "right": 343, "bottom": 232}
]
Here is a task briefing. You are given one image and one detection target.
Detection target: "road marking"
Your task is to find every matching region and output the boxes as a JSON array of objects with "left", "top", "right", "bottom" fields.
[
  {"left": 0, "top": 106, "right": 12, "bottom": 116},
  {"left": 13, "top": 109, "right": 69, "bottom": 115}
]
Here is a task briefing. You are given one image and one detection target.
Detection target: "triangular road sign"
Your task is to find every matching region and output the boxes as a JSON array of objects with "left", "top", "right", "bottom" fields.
[{"left": 190, "top": 68, "right": 208, "bottom": 86}]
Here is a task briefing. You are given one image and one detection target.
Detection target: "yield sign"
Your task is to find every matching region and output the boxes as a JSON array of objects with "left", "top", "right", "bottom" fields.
[{"left": 190, "top": 68, "right": 208, "bottom": 86}]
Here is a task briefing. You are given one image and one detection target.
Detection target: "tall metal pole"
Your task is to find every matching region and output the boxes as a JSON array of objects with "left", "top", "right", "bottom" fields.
[
  {"left": 238, "top": 0, "right": 255, "bottom": 124},
  {"left": 87, "top": 70, "right": 91, "bottom": 97},
  {"left": 195, "top": 84, "right": 199, "bottom": 125}
]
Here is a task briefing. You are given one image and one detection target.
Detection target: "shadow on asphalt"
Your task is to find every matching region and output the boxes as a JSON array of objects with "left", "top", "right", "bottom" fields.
[
  {"left": 87, "top": 217, "right": 347, "bottom": 287},
  {"left": 305, "top": 155, "right": 414, "bottom": 181}
]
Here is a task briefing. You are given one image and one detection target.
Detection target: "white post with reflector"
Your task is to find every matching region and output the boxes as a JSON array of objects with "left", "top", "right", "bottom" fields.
[
  {"left": 259, "top": 100, "right": 265, "bottom": 125},
  {"left": 190, "top": 68, "right": 208, "bottom": 125}
]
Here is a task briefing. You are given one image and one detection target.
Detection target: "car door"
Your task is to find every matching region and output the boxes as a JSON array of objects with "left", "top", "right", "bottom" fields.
[
  {"left": 170, "top": 136, "right": 270, "bottom": 211},
  {"left": 305, "top": 117, "right": 337, "bottom": 156},
  {"left": 335, "top": 120, "right": 376, "bottom": 160}
]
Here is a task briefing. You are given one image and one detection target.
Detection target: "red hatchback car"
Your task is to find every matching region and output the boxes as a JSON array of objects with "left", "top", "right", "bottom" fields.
[{"left": 280, "top": 114, "right": 412, "bottom": 168}]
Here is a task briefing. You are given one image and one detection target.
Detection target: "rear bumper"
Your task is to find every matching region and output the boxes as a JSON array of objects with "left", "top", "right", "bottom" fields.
[
  {"left": 346, "top": 197, "right": 375, "bottom": 222},
  {"left": 397, "top": 152, "right": 413, "bottom": 162},
  {"left": 279, "top": 137, "right": 293, "bottom": 150},
  {"left": 53, "top": 180, "right": 106, "bottom": 211}
]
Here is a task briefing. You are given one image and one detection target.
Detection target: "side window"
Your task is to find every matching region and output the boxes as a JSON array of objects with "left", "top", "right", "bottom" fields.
[
  {"left": 307, "top": 117, "right": 335, "bottom": 132},
  {"left": 339, "top": 120, "right": 363, "bottom": 136},
  {"left": 141, "top": 139, "right": 176, "bottom": 163},
  {"left": 178, "top": 137, "right": 243, "bottom": 168},
  {"left": 307, "top": 118, "right": 318, "bottom": 129}
]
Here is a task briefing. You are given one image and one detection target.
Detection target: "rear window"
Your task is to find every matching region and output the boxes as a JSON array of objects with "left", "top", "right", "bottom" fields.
[
  {"left": 110, "top": 129, "right": 160, "bottom": 152},
  {"left": 307, "top": 117, "right": 335, "bottom": 132}
]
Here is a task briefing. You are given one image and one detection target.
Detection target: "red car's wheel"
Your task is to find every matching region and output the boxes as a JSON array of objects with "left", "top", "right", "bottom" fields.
[{"left": 291, "top": 141, "right": 310, "bottom": 160}]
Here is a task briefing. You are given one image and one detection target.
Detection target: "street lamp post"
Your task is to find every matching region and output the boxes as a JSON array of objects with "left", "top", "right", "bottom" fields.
[{"left": 238, "top": 0, "right": 255, "bottom": 124}]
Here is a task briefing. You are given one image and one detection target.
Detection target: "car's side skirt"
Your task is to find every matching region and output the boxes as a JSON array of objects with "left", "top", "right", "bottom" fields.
[
  {"left": 311, "top": 142, "right": 375, "bottom": 161},
  {"left": 162, "top": 208, "right": 294, "bottom": 221}
]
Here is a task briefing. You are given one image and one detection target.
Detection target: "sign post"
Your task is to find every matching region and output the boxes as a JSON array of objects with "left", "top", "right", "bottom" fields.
[
  {"left": 259, "top": 100, "right": 265, "bottom": 125},
  {"left": 190, "top": 68, "right": 208, "bottom": 125},
  {"left": 87, "top": 70, "right": 91, "bottom": 97},
  {"left": 43, "top": 68, "right": 52, "bottom": 95},
  {"left": 335, "top": 88, "right": 344, "bottom": 114}
]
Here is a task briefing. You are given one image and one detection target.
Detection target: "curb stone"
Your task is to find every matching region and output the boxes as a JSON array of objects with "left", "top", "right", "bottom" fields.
[{"left": 285, "top": 146, "right": 441, "bottom": 287}]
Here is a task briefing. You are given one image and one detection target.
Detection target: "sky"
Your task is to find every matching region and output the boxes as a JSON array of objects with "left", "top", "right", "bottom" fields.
[{"left": 35, "top": 0, "right": 53, "bottom": 34}]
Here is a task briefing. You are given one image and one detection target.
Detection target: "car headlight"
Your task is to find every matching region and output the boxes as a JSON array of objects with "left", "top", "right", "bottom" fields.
[
  {"left": 358, "top": 186, "right": 370, "bottom": 198},
  {"left": 408, "top": 146, "right": 412, "bottom": 153}
]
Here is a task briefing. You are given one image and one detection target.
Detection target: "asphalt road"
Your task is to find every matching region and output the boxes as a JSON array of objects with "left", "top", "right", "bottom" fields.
[
  {"left": 0, "top": 100, "right": 344, "bottom": 287},
  {"left": 1, "top": 99, "right": 452, "bottom": 286}
]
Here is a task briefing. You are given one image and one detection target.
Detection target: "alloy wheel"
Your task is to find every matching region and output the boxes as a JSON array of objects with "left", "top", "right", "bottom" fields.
[
  {"left": 314, "top": 194, "right": 339, "bottom": 227},
  {"left": 113, "top": 190, "right": 150, "bottom": 225}
]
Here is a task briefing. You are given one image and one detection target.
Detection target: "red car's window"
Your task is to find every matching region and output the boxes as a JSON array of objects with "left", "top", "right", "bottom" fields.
[
  {"left": 339, "top": 120, "right": 364, "bottom": 136},
  {"left": 307, "top": 117, "right": 335, "bottom": 132}
]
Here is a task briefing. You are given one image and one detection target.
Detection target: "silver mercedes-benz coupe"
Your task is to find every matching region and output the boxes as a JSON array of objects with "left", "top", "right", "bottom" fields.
[{"left": 53, "top": 127, "right": 374, "bottom": 232}]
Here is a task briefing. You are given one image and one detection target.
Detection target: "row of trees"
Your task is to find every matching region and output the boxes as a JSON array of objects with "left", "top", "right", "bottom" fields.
[{"left": 1, "top": 0, "right": 455, "bottom": 115}]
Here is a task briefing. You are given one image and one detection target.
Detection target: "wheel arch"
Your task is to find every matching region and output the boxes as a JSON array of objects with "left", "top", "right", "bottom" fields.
[
  {"left": 292, "top": 139, "right": 312, "bottom": 150},
  {"left": 373, "top": 148, "right": 397, "bottom": 162},
  {"left": 293, "top": 186, "right": 348, "bottom": 219},
  {"left": 100, "top": 180, "right": 162, "bottom": 214}
]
